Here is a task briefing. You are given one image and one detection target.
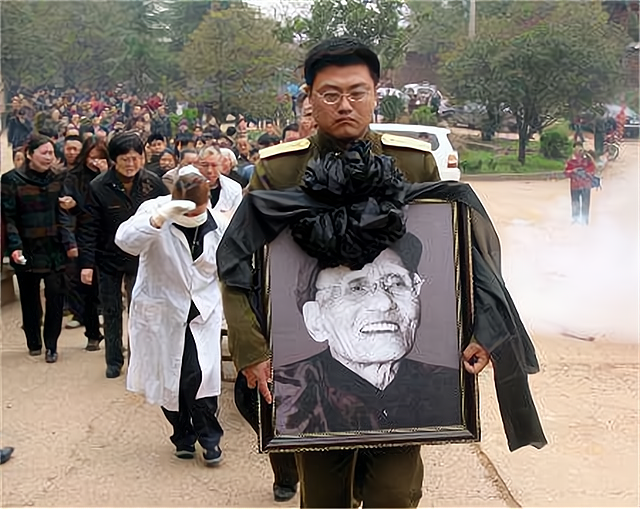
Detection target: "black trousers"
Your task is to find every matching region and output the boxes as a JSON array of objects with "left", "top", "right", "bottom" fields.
[
  {"left": 64, "top": 257, "right": 84, "bottom": 321},
  {"left": 234, "top": 373, "right": 299, "bottom": 488},
  {"left": 81, "top": 270, "right": 102, "bottom": 341},
  {"left": 98, "top": 269, "right": 135, "bottom": 369},
  {"left": 15, "top": 271, "right": 65, "bottom": 353},
  {"left": 295, "top": 446, "right": 424, "bottom": 508},
  {"left": 570, "top": 187, "right": 591, "bottom": 224},
  {"left": 161, "top": 324, "right": 224, "bottom": 451}
]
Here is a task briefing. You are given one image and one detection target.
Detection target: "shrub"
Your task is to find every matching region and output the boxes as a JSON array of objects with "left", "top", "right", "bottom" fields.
[
  {"left": 410, "top": 106, "right": 438, "bottom": 126},
  {"left": 540, "top": 127, "right": 572, "bottom": 159},
  {"left": 379, "top": 95, "right": 406, "bottom": 123}
]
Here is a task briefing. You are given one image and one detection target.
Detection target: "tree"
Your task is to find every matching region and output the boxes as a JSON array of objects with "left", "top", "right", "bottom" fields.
[
  {"left": 1, "top": 0, "right": 176, "bottom": 92},
  {"left": 179, "top": 3, "right": 297, "bottom": 119},
  {"left": 441, "top": 1, "right": 627, "bottom": 164},
  {"left": 277, "top": 0, "right": 414, "bottom": 73}
]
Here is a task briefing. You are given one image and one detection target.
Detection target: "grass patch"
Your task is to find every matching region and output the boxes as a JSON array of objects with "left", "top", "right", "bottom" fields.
[{"left": 460, "top": 148, "right": 565, "bottom": 174}]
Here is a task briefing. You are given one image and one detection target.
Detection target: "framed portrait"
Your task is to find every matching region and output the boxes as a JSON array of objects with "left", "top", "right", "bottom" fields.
[{"left": 258, "top": 200, "right": 480, "bottom": 453}]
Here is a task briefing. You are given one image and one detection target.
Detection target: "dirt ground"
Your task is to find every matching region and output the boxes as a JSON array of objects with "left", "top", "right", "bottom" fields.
[{"left": 1, "top": 133, "right": 638, "bottom": 507}]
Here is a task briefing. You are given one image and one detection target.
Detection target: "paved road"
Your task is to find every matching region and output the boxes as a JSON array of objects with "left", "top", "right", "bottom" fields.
[{"left": 1, "top": 133, "right": 637, "bottom": 507}]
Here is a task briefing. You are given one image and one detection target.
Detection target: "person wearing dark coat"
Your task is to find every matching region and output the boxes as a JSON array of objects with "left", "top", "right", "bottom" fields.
[
  {"left": 1, "top": 135, "right": 76, "bottom": 363},
  {"left": 77, "top": 131, "right": 169, "bottom": 379}
]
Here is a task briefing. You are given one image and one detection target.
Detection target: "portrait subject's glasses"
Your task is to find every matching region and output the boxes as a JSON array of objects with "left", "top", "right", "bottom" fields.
[
  {"left": 319, "top": 273, "right": 422, "bottom": 301},
  {"left": 315, "top": 90, "right": 370, "bottom": 105}
]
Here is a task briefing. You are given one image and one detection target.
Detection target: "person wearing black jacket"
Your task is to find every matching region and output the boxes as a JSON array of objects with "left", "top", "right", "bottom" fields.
[
  {"left": 1, "top": 135, "right": 76, "bottom": 363},
  {"left": 77, "top": 131, "right": 169, "bottom": 378},
  {"left": 62, "top": 137, "right": 111, "bottom": 350}
]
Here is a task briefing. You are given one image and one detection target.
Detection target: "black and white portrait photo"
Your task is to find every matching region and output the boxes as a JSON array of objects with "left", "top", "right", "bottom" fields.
[{"left": 270, "top": 203, "right": 463, "bottom": 437}]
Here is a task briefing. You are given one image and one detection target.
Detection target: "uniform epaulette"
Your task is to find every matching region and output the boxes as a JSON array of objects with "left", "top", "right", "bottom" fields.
[
  {"left": 381, "top": 133, "right": 432, "bottom": 152},
  {"left": 259, "top": 138, "right": 311, "bottom": 160}
]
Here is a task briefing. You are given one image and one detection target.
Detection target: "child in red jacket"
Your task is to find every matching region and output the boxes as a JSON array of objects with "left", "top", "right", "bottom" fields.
[{"left": 564, "top": 142, "right": 596, "bottom": 225}]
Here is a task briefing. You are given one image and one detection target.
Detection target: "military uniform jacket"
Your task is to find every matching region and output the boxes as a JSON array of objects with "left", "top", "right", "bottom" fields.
[{"left": 221, "top": 130, "right": 440, "bottom": 374}]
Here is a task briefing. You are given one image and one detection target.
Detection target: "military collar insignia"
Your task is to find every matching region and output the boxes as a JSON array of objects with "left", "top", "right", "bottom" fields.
[
  {"left": 259, "top": 138, "right": 311, "bottom": 160},
  {"left": 381, "top": 133, "right": 432, "bottom": 152}
]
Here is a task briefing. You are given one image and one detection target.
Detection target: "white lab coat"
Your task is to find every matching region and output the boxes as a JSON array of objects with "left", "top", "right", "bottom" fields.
[{"left": 114, "top": 195, "right": 228, "bottom": 412}]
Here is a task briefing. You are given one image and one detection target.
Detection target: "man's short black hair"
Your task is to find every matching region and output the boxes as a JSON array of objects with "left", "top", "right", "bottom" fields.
[
  {"left": 295, "top": 232, "right": 423, "bottom": 313},
  {"left": 258, "top": 133, "right": 280, "bottom": 147},
  {"left": 304, "top": 36, "right": 381, "bottom": 88},
  {"left": 147, "top": 133, "right": 166, "bottom": 144},
  {"left": 226, "top": 126, "right": 237, "bottom": 137},
  {"left": 179, "top": 148, "right": 198, "bottom": 161},
  {"left": 108, "top": 131, "right": 144, "bottom": 160},
  {"left": 64, "top": 135, "right": 83, "bottom": 145},
  {"left": 282, "top": 123, "right": 300, "bottom": 140}
]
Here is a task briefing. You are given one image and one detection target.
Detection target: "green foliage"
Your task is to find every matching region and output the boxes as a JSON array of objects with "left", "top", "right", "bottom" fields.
[
  {"left": 179, "top": 4, "right": 297, "bottom": 119},
  {"left": 276, "top": 0, "right": 414, "bottom": 71},
  {"left": 441, "top": 1, "right": 628, "bottom": 164},
  {"left": 540, "top": 127, "right": 573, "bottom": 160},
  {"left": 410, "top": 106, "right": 438, "bottom": 126},
  {"left": 379, "top": 95, "right": 406, "bottom": 122},
  {"left": 460, "top": 150, "right": 565, "bottom": 174}
]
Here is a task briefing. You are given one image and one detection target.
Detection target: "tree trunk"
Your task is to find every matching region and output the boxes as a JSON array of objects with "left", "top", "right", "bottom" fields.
[{"left": 518, "top": 125, "right": 528, "bottom": 164}]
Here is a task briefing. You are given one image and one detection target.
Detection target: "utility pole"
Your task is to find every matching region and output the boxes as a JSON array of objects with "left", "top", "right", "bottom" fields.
[{"left": 469, "top": 0, "right": 476, "bottom": 39}]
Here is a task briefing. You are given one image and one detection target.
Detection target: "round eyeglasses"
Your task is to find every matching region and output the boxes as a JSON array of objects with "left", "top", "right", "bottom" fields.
[{"left": 315, "top": 90, "right": 370, "bottom": 105}]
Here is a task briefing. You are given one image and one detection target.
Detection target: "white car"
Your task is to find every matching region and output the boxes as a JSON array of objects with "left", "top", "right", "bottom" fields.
[{"left": 369, "top": 123, "right": 461, "bottom": 181}]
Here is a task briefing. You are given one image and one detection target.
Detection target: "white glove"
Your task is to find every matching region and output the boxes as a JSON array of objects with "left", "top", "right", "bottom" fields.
[{"left": 150, "top": 200, "right": 196, "bottom": 228}]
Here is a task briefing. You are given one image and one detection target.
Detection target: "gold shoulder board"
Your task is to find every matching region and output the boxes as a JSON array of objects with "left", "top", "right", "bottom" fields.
[
  {"left": 259, "top": 138, "right": 311, "bottom": 160},
  {"left": 381, "top": 133, "right": 431, "bottom": 152}
]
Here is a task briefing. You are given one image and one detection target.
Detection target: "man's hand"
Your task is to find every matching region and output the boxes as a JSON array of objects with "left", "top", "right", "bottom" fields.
[
  {"left": 59, "top": 196, "right": 76, "bottom": 210},
  {"left": 81, "top": 268, "right": 93, "bottom": 285},
  {"left": 67, "top": 248, "right": 78, "bottom": 259},
  {"left": 242, "top": 360, "right": 272, "bottom": 404},
  {"left": 462, "top": 342, "right": 491, "bottom": 375},
  {"left": 11, "top": 250, "right": 26, "bottom": 265}
]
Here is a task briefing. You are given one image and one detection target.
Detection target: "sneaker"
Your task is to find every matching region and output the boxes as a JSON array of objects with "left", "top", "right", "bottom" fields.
[
  {"left": 85, "top": 339, "right": 101, "bottom": 351},
  {"left": 65, "top": 319, "right": 82, "bottom": 329},
  {"left": 175, "top": 445, "right": 196, "bottom": 460},
  {"left": 203, "top": 446, "right": 222, "bottom": 466},
  {"left": 45, "top": 350, "right": 58, "bottom": 363},
  {"left": 29, "top": 349, "right": 42, "bottom": 356}
]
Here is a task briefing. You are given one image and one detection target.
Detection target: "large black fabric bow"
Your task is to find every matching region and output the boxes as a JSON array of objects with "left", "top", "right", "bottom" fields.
[{"left": 290, "top": 140, "right": 409, "bottom": 270}]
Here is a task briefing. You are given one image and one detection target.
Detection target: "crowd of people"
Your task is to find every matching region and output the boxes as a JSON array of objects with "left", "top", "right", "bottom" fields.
[{"left": 0, "top": 36, "right": 546, "bottom": 509}]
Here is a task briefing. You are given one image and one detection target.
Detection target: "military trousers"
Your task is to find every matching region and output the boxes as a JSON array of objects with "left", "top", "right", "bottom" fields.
[{"left": 295, "top": 445, "right": 424, "bottom": 508}]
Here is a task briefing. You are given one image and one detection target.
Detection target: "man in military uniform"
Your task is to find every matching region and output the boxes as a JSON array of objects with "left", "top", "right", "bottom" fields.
[{"left": 221, "top": 37, "right": 491, "bottom": 508}]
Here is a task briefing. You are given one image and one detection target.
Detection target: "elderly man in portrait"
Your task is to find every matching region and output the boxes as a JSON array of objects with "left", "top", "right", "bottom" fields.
[{"left": 274, "top": 233, "right": 461, "bottom": 436}]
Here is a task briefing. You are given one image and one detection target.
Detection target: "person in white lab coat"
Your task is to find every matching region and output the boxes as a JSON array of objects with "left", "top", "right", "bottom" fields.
[
  {"left": 162, "top": 146, "right": 242, "bottom": 216},
  {"left": 114, "top": 167, "right": 227, "bottom": 466}
]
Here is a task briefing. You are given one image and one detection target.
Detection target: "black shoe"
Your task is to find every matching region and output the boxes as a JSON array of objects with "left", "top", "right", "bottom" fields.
[
  {"left": 85, "top": 339, "right": 101, "bottom": 351},
  {"left": 273, "top": 483, "right": 298, "bottom": 502},
  {"left": 28, "top": 349, "right": 42, "bottom": 356},
  {"left": 0, "top": 446, "right": 14, "bottom": 465},
  {"left": 106, "top": 365, "right": 121, "bottom": 378},
  {"left": 45, "top": 350, "right": 58, "bottom": 363},
  {"left": 203, "top": 446, "right": 222, "bottom": 466},
  {"left": 175, "top": 445, "right": 196, "bottom": 460}
]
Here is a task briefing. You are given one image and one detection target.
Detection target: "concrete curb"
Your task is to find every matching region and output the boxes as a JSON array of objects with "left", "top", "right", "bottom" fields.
[{"left": 462, "top": 171, "right": 565, "bottom": 182}]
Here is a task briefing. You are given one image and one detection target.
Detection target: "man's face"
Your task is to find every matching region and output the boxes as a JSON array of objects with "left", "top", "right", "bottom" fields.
[
  {"left": 194, "top": 127, "right": 203, "bottom": 138},
  {"left": 71, "top": 114, "right": 80, "bottom": 125},
  {"left": 149, "top": 139, "right": 166, "bottom": 155},
  {"left": 179, "top": 153, "right": 198, "bottom": 168},
  {"left": 196, "top": 153, "right": 224, "bottom": 186},
  {"left": 266, "top": 122, "right": 275, "bottom": 135},
  {"left": 299, "top": 97, "right": 317, "bottom": 137},
  {"left": 303, "top": 249, "right": 423, "bottom": 366},
  {"left": 310, "top": 64, "right": 376, "bottom": 141},
  {"left": 284, "top": 129, "right": 300, "bottom": 142},
  {"left": 133, "top": 105, "right": 142, "bottom": 117},
  {"left": 64, "top": 140, "right": 82, "bottom": 166},
  {"left": 114, "top": 150, "right": 144, "bottom": 178},
  {"left": 237, "top": 119, "right": 247, "bottom": 133}
]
